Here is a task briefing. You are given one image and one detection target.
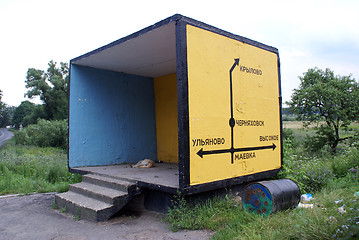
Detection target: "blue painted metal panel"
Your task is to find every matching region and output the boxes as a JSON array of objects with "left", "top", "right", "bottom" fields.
[{"left": 69, "top": 65, "right": 157, "bottom": 167}]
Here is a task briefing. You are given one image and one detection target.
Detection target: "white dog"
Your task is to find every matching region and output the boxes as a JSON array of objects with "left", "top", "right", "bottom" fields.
[{"left": 130, "top": 159, "right": 155, "bottom": 168}]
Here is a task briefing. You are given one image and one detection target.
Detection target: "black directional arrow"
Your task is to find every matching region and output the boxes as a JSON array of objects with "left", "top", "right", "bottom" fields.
[
  {"left": 197, "top": 143, "right": 276, "bottom": 158},
  {"left": 197, "top": 148, "right": 231, "bottom": 158},
  {"left": 229, "top": 58, "right": 240, "bottom": 163},
  {"left": 229, "top": 59, "right": 240, "bottom": 128}
]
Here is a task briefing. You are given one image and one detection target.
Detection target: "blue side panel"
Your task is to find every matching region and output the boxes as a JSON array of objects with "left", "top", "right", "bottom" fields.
[{"left": 69, "top": 65, "right": 157, "bottom": 167}]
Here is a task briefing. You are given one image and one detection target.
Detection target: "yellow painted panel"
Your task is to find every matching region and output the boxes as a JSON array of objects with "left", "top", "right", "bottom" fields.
[
  {"left": 187, "top": 25, "right": 281, "bottom": 185},
  {"left": 154, "top": 74, "right": 178, "bottom": 163}
]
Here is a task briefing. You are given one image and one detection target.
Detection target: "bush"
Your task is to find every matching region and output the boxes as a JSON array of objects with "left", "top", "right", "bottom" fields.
[
  {"left": 346, "top": 134, "right": 359, "bottom": 149},
  {"left": 303, "top": 133, "right": 328, "bottom": 153},
  {"left": 279, "top": 130, "right": 359, "bottom": 193},
  {"left": 331, "top": 147, "right": 359, "bottom": 178},
  {"left": 279, "top": 158, "right": 333, "bottom": 193},
  {"left": 14, "top": 119, "right": 68, "bottom": 149},
  {"left": 278, "top": 137, "right": 336, "bottom": 192},
  {"left": 282, "top": 128, "right": 294, "bottom": 141},
  {"left": 300, "top": 160, "right": 333, "bottom": 192}
]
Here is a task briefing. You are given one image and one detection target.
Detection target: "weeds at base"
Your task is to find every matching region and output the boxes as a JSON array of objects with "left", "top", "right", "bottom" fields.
[
  {"left": 51, "top": 201, "right": 58, "bottom": 210},
  {"left": 60, "top": 206, "right": 66, "bottom": 213},
  {"left": 72, "top": 214, "right": 81, "bottom": 221}
]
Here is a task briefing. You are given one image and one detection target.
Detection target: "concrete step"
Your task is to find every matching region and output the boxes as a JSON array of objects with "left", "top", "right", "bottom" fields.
[
  {"left": 55, "top": 191, "right": 115, "bottom": 222},
  {"left": 83, "top": 174, "right": 138, "bottom": 194},
  {"left": 69, "top": 182, "right": 129, "bottom": 205},
  {"left": 55, "top": 174, "right": 141, "bottom": 222}
]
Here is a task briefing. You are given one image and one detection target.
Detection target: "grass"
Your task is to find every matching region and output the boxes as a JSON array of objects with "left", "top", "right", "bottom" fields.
[
  {"left": 165, "top": 174, "right": 359, "bottom": 240},
  {"left": 72, "top": 214, "right": 81, "bottom": 221},
  {"left": 51, "top": 201, "right": 58, "bottom": 209},
  {"left": 0, "top": 139, "right": 82, "bottom": 195},
  {"left": 164, "top": 122, "right": 359, "bottom": 239},
  {"left": 60, "top": 206, "right": 67, "bottom": 213}
]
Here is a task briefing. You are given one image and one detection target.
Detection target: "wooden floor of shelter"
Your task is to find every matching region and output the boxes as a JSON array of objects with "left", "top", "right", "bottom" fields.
[{"left": 73, "top": 163, "right": 179, "bottom": 191}]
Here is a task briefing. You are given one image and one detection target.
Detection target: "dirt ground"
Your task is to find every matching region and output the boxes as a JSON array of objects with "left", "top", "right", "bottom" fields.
[
  {"left": 282, "top": 121, "right": 319, "bottom": 129},
  {"left": 0, "top": 193, "right": 212, "bottom": 240}
]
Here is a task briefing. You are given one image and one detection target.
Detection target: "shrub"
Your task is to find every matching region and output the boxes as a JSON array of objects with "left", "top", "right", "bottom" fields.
[
  {"left": 282, "top": 128, "right": 294, "bottom": 141},
  {"left": 300, "top": 161, "right": 333, "bottom": 192},
  {"left": 15, "top": 119, "right": 68, "bottom": 149},
  {"left": 285, "top": 157, "right": 334, "bottom": 193},
  {"left": 303, "top": 133, "right": 328, "bottom": 153},
  {"left": 331, "top": 147, "right": 359, "bottom": 178},
  {"left": 278, "top": 139, "right": 335, "bottom": 192},
  {"left": 346, "top": 134, "right": 359, "bottom": 148},
  {"left": 279, "top": 131, "right": 359, "bottom": 192}
]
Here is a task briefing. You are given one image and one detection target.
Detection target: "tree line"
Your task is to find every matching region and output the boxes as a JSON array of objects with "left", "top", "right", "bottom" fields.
[{"left": 0, "top": 60, "right": 69, "bottom": 128}]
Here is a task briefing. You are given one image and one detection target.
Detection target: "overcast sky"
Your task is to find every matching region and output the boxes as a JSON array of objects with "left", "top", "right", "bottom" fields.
[{"left": 0, "top": 0, "right": 358, "bottom": 107}]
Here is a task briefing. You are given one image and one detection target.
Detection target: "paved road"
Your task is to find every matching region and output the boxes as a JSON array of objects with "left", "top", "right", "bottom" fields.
[
  {"left": 0, "top": 128, "right": 14, "bottom": 147},
  {"left": 0, "top": 193, "right": 211, "bottom": 240}
]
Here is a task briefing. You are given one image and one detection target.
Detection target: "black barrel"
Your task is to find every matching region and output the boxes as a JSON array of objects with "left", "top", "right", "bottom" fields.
[{"left": 242, "top": 179, "right": 301, "bottom": 216}]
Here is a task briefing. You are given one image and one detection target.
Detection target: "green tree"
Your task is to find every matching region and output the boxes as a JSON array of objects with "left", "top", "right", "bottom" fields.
[
  {"left": 25, "top": 60, "right": 69, "bottom": 120},
  {"left": 287, "top": 67, "right": 359, "bottom": 153},
  {"left": 22, "top": 104, "right": 46, "bottom": 126},
  {"left": 0, "top": 105, "right": 15, "bottom": 127},
  {"left": 0, "top": 90, "right": 5, "bottom": 126},
  {"left": 0, "top": 90, "right": 15, "bottom": 127},
  {"left": 0, "top": 89, "right": 3, "bottom": 111},
  {"left": 13, "top": 101, "right": 36, "bottom": 128}
]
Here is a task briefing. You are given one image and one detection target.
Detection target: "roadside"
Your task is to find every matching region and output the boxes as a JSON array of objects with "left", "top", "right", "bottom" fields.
[
  {"left": 0, "top": 128, "right": 14, "bottom": 147},
  {"left": 0, "top": 193, "right": 212, "bottom": 240}
]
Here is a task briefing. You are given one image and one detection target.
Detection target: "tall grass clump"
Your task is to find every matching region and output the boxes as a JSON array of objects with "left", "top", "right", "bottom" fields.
[
  {"left": 14, "top": 119, "right": 68, "bottom": 149},
  {"left": 165, "top": 195, "right": 259, "bottom": 233},
  {"left": 0, "top": 141, "right": 81, "bottom": 195}
]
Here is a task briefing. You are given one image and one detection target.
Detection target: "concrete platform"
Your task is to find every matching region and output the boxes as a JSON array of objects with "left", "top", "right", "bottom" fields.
[
  {"left": 72, "top": 163, "right": 179, "bottom": 192},
  {"left": 68, "top": 163, "right": 246, "bottom": 215}
]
